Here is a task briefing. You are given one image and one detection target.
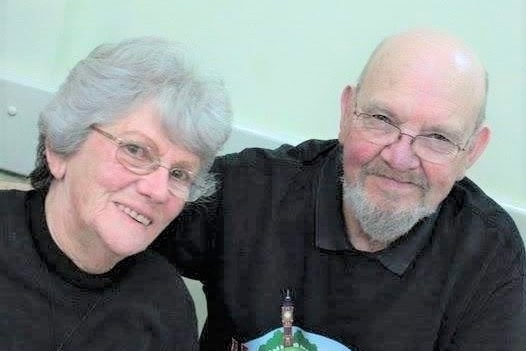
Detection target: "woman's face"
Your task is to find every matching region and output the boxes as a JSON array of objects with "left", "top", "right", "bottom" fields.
[{"left": 47, "top": 102, "right": 201, "bottom": 264}]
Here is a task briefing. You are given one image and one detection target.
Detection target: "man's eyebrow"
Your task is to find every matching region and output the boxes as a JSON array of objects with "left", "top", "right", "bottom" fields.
[
  {"left": 361, "top": 101, "right": 403, "bottom": 122},
  {"left": 422, "top": 125, "right": 464, "bottom": 142},
  {"left": 361, "top": 101, "right": 467, "bottom": 142}
]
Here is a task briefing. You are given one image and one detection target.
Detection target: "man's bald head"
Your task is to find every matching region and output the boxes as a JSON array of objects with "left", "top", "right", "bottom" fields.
[{"left": 357, "top": 29, "right": 488, "bottom": 128}]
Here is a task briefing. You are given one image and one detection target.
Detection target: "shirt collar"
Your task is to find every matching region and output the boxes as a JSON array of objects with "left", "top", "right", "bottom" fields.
[{"left": 314, "top": 146, "right": 437, "bottom": 275}]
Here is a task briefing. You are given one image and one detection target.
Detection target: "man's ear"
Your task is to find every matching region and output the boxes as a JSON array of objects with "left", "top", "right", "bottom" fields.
[
  {"left": 466, "top": 126, "right": 491, "bottom": 168},
  {"left": 457, "top": 126, "right": 490, "bottom": 180},
  {"left": 338, "top": 85, "right": 356, "bottom": 143},
  {"left": 45, "top": 144, "right": 67, "bottom": 180}
]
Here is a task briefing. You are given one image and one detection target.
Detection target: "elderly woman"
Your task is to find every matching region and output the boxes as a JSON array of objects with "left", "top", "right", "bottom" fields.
[{"left": 0, "top": 38, "right": 231, "bottom": 350}]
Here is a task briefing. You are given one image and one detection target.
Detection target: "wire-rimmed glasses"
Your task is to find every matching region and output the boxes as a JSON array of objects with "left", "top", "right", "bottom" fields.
[
  {"left": 90, "top": 125, "right": 198, "bottom": 201},
  {"left": 352, "top": 110, "right": 470, "bottom": 164}
]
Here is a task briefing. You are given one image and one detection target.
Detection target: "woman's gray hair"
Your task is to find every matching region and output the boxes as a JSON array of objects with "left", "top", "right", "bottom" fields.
[{"left": 30, "top": 37, "right": 232, "bottom": 200}]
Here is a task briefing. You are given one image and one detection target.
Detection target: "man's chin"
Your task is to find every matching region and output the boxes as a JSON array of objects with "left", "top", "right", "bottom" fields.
[
  {"left": 365, "top": 194, "right": 421, "bottom": 213},
  {"left": 364, "top": 181, "right": 425, "bottom": 206},
  {"left": 342, "top": 180, "right": 436, "bottom": 243}
]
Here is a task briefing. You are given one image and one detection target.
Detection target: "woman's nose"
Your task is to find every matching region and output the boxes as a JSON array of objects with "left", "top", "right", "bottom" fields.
[{"left": 136, "top": 167, "right": 172, "bottom": 203}]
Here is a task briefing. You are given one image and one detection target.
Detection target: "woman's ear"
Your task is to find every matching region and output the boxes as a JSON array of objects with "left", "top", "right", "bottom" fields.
[{"left": 45, "top": 143, "right": 67, "bottom": 180}]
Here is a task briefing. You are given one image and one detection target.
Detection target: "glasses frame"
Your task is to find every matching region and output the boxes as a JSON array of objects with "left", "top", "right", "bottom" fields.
[
  {"left": 90, "top": 125, "right": 195, "bottom": 200},
  {"left": 351, "top": 107, "right": 471, "bottom": 164}
]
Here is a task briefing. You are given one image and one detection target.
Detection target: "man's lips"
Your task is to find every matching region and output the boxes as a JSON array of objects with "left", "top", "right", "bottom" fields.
[
  {"left": 364, "top": 162, "right": 428, "bottom": 190},
  {"left": 371, "top": 174, "right": 422, "bottom": 189}
]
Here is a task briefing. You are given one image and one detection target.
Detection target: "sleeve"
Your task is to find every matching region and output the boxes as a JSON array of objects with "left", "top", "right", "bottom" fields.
[
  {"left": 448, "top": 225, "right": 526, "bottom": 351},
  {"left": 152, "top": 157, "right": 225, "bottom": 281},
  {"left": 160, "top": 269, "right": 200, "bottom": 351}
]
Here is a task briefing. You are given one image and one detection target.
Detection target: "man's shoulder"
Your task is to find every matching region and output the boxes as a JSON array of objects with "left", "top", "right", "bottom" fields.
[
  {"left": 216, "top": 139, "right": 340, "bottom": 170},
  {"left": 445, "top": 178, "right": 523, "bottom": 250}
]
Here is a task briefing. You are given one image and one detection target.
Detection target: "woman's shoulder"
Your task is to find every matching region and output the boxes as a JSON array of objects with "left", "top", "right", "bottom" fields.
[{"left": 122, "top": 250, "right": 191, "bottom": 296}]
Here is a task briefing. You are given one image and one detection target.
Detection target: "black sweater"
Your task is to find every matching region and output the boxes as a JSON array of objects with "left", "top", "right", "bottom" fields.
[{"left": 0, "top": 189, "right": 198, "bottom": 351}]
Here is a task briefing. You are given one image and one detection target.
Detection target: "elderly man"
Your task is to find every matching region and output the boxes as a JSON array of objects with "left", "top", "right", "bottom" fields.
[{"left": 155, "top": 29, "right": 525, "bottom": 351}]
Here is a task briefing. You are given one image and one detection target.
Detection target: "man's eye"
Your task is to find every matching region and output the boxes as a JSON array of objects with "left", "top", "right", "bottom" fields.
[
  {"left": 426, "top": 133, "right": 451, "bottom": 143},
  {"left": 371, "top": 114, "right": 392, "bottom": 124},
  {"left": 122, "top": 143, "right": 150, "bottom": 160},
  {"left": 169, "top": 168, "right": 192, "bottom": 183}
]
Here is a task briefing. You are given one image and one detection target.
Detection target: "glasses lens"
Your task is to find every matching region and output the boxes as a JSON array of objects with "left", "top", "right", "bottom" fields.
[
  {"left": 116, "top": 143, "right": 155, "bottom": 175},
  {"left": 413, "top": 137, "right": 458, "bottom": 164},
  {"left": 167, "top": 182, "right": 190, "bottom": 201},
  {"left": 113, "top": 139, "right": 200, "bottom": 201},
  {"left": 166, "top": 168, "right": 193, "bottom": 201},
  {"left": 354, "top": 115, "right": 398, "bottom": 145}
]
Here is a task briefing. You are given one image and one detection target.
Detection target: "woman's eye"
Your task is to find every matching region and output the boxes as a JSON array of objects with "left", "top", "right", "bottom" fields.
[
  {"left": 123, "top": 143, "right": 149, "bottom": 159},
  {"left": 170, "top": 168, "right": 191, "bottom": 183}
]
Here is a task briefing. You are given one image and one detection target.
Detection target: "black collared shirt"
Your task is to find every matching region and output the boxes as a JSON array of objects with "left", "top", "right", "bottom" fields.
[
  {"left": 157, "top": 139, "right": 525, "bottom": 351},
  {"left": 314, "top": 144, "right": 438, "bottom": 276}
]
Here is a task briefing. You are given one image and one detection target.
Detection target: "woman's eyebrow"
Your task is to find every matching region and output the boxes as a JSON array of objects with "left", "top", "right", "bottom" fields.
[{"left": 121, "top": 131, "right": 156, "bottom": 144}]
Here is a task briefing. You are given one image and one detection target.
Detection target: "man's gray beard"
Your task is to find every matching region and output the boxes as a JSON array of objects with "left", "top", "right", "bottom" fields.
[{"left": 342, "top": 178, "right": 436, "bottom": 245}]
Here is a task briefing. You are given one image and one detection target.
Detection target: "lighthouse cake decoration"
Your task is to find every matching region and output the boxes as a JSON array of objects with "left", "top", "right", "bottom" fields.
[{"left": 281, "top": 288, "right": 295, "bottom": 348}]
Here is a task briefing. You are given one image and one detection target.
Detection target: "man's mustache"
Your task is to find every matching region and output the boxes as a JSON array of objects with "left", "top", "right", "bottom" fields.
[{"left": 363, "top": 160, "right": 428, "bottom": 190}]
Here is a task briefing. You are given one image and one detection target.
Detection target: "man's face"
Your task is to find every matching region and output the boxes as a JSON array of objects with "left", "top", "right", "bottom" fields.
[{"left": 338, "top": 42, "right": 488, "bottom": 242}]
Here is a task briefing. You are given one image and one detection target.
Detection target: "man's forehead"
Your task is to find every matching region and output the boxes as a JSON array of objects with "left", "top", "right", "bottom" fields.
[
  {"left": 359, "top": 52, "right": 484, "bottom": 125},
  {"left": 363, "top": 31, "right": 486, "bottom": 95}
]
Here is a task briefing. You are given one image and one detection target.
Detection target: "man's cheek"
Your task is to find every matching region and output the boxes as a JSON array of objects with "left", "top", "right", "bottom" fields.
[{"left": 345, "top": 141, "right": 380, "bottom": 169}]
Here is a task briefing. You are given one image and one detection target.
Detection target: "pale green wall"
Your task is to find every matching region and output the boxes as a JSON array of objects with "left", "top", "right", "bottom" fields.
[{"left": 1, "top": 0, "right": 525, "bottom": 208}]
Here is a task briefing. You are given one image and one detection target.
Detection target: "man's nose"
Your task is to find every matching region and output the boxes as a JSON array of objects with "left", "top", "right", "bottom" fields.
[{"left": 379, "top": 133, "right": 421, "bottom": 171}]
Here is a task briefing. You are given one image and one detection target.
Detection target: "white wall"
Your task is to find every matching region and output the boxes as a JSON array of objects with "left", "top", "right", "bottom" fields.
[{"left": 1, "top": 0, "right": 524, "bottom": 210}]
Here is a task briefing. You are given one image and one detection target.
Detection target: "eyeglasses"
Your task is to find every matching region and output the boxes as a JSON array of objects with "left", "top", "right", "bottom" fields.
[
  {"left": 90, "top": 125, "right": 197, "bottom": 201},
  {"left": 352, "top": 110, "right": 470, "bottom": 165}
]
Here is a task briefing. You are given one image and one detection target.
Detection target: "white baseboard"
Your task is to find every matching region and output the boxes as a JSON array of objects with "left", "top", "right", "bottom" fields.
[
  {"left": 1, "top": 73, "right": 525, "bottom": 238},
  {"left": 1, "top": 73, "right": 525, "bottom": 239}
]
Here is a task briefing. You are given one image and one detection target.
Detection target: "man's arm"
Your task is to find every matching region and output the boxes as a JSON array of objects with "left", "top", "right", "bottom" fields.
[
  {"left": 447, "top": 226, "right": 525, "bottom": 351},
  {"left": 153, "top": 158, "right": 225, "bottom": 281}
]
